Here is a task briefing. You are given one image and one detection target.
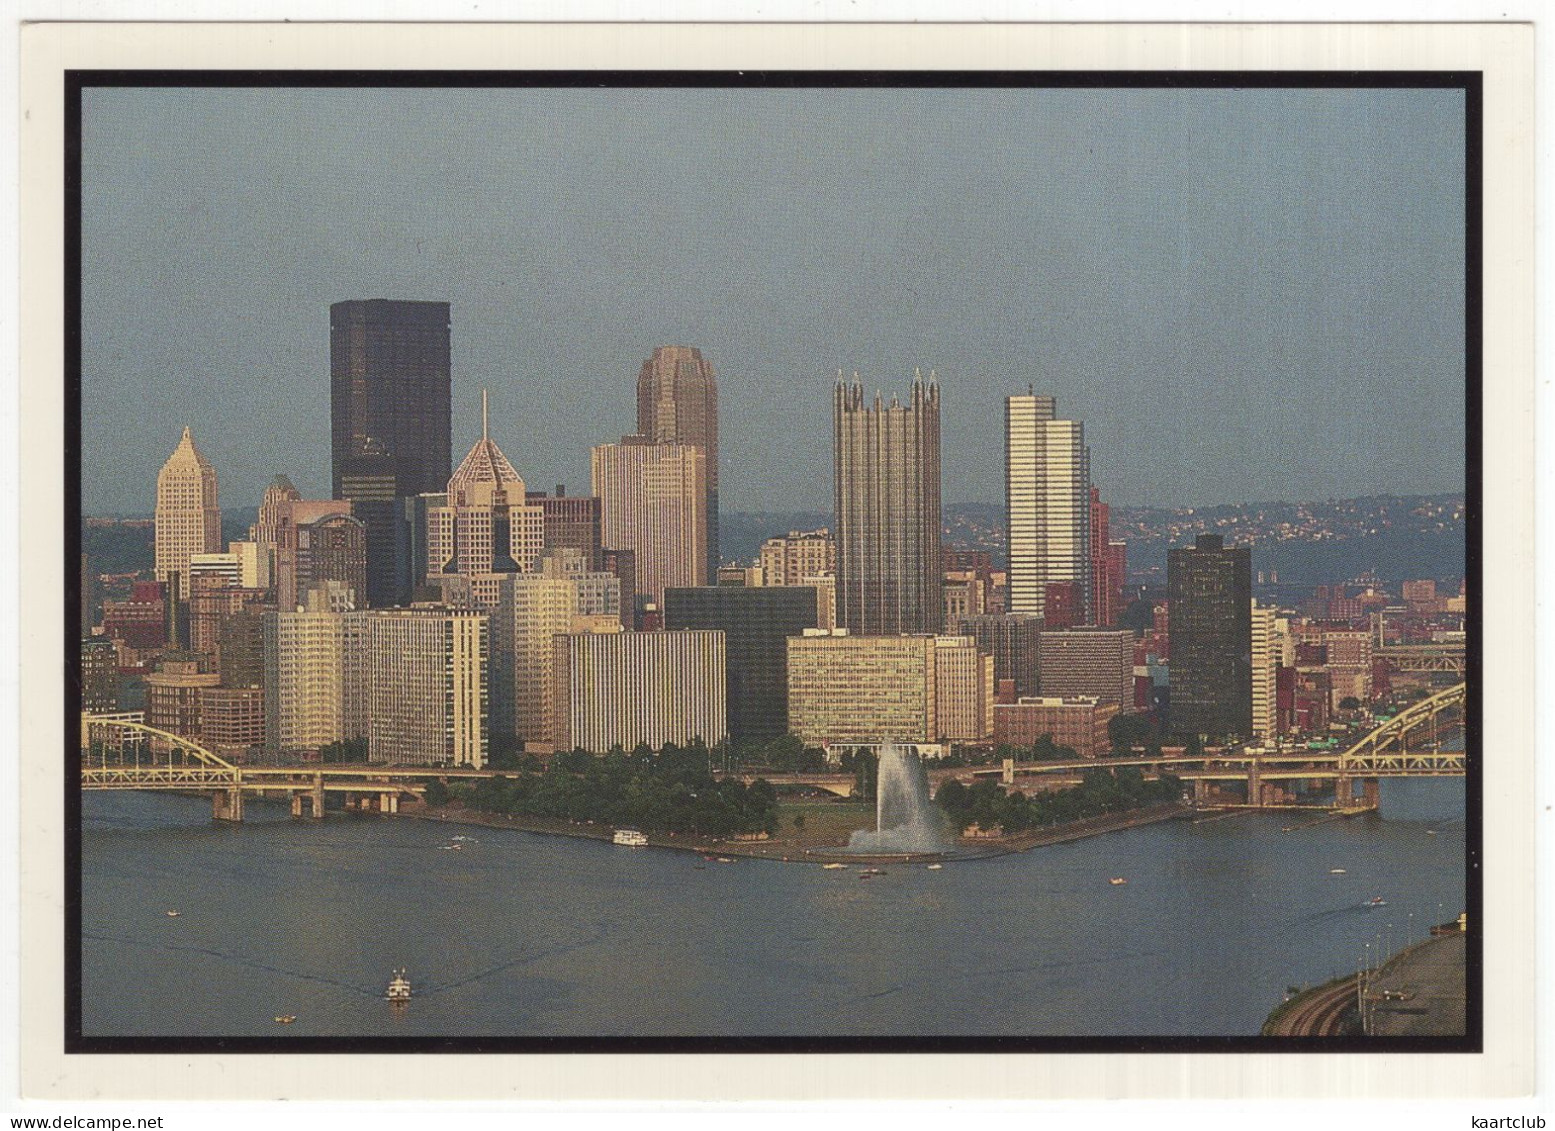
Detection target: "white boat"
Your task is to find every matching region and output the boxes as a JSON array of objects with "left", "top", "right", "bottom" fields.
[
  {"left": 165, "top": 910, "right": 181, "bottom": 917},
  {"left": 1329, "top": 868, "right": 1347, "bottom": 874},
  {"left": 613, "top": 829, "right": 648, "bottom": 847},
  {"left": 822, "top": 862, "right": 847, "bottom": 870},
  {"left": 1367, "top": 897, "right": 1387, "bottom": 908},
  {"left": 1109, "top": 877, "right": 1128, "bottom": 886},
  {"left": 926, "top": 863, "right": 943, "bottom": 870},
  {"left": 385, "top": 969, "right": 412, "bottom": 1002}
]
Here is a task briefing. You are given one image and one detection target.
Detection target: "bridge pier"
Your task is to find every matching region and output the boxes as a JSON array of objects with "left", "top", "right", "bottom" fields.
[
  {"left": 1362, "top": 778, "right": 1381, "bottom": 813},
  {"left": 1335, "top": 774, "right": 1352, "bottom": 807},
  {"left": 212, "top": 788, "right": 244, "bottom": 823},
  {"left": 1246, "top": 761, "right": 1263, "bottom": 808},
  {"left": 1193, "top": 778, "right": 1211, "bottom": 806},
  {"left": 290, "top": 793, "right": 304, "bottom": 819},
  {"left": 1002, "top": 758, "right": 1015, "bottom": 786},
  {"left": 310, "top": 774, "right": 325, "bottom": 820}
]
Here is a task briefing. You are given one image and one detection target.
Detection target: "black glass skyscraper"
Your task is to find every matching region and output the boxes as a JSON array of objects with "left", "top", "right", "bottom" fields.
[
  {"left": 330, "top": 300, "right": 452, "bottom": 607},
  {"left": 663, "top": 585, "right": 820, "bottom": 740},
  {"left": 1168, "top": 534, "right": 1253, "bottom": 741}
]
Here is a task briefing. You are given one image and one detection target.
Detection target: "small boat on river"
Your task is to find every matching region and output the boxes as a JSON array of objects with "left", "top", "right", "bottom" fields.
[
  {"left": 385, "top": 968, "right": 412, "bottom": 1003},
  {"left": 1109, "top": 877, "right": 1128, "bottom": 886}
]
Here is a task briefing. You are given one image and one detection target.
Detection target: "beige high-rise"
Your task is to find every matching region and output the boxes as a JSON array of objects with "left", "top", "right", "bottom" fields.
[
  {"left": 592, "top": 439, "right": 707, "bottom": 608},
  {"left": 551, "top": 630, "right": 726, "bottom": 754},
  {"left": 512, "top": 575, "right": 578, "bottom": 750},
  {"left": 155, "top": 426, "right": 221, "bottom": 603},
  {"left": 364, "top": 607, "right": 488, "bottom": 767},
  {"left": 637, "top": 346, "right": 718, "bottom": 578}
]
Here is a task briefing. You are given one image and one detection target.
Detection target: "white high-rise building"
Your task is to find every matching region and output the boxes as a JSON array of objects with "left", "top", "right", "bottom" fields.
[
  {"left": 364, "top": 607, "right": 488, "bottom": 767},
  {"left": 263, "top": 588, "right": 345, "bottom": 759},
  {"left": 1005, "top": 394, "right": 1090, "bottom": 622},
  {"left": 1251, "top": 601, "right": 1279, "bottom": 741},
  {"left": 155, "top": 426, "right": 221, "bottom": 603}
]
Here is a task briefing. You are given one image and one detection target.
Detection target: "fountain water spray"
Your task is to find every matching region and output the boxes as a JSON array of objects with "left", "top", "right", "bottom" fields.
[{"left": 847, "top": 740, "right": 950, "bottom": 854}]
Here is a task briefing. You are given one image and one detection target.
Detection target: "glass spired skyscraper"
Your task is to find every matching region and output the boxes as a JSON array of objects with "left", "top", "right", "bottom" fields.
[
  {"left": 330, "top": 299, "right": 452, "bottom": 607},
  {"left": 833, "top": 372, "right": 942, "bottom": 636},
  {"left": 1005, "top": 393, "right": 1091, "bottom": 623}
]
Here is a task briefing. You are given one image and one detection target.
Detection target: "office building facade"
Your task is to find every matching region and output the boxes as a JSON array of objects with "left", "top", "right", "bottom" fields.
[
  {"left": 330, "top": 299, "right": 452, "bottom": 606},
  {"left": 1036, "top": 628, "right": 1134, "bottom": 706},
  {"left": 637, "top": 346, "right": 719, "bottom": 578},
  {"left": 663, "top": 585, "right": 821, "bottom": 740},
  {"left": 1006, "top": 394, "right": 1090, "bottom": 623},
  {"left": 1168, "top": 534, "right": 1253, "bottom": 740},
  {"left": 363, "top": 607, "right": 488, "bottom": 767},
  {"left": 833, "top": 374, "right": 942, "bottom": 636},
  {"left": 154, "top": 426, "right": 222, "bottom": 604},
  {"left": 592, "top": 439, "right": 707, "bottom": 608},
  {"left": 552, "top": 630, "right": 727, "bottom": 754}
]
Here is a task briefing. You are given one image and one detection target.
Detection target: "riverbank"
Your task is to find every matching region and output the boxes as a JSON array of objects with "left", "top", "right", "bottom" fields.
[{"left": 405, "top": 798, "right": 1194, "bottom": 864}]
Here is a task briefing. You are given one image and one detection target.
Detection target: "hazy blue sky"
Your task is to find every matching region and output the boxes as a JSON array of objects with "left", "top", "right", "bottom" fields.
[{"left": 80, "top": 85, "right": 1466, "bottom": 515}]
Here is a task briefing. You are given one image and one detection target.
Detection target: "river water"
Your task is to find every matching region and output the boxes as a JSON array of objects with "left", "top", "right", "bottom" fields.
[{"left": 81, "top": 778, "right": 1465, "bottom": 1039}]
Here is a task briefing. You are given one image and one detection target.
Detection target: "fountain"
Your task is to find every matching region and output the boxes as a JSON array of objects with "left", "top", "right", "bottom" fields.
[{"left": 847, "top": 740, "right": 950, "bottom": 854}]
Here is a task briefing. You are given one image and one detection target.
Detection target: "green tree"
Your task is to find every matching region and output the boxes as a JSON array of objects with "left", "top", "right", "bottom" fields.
[{"left": 422, "top": 778, "right": 450, "bottom": 807}]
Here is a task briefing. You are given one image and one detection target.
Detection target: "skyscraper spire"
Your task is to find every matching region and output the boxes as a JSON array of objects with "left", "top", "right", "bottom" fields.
[{"left": 482, "top": 388, "right": 489, "bottom": 443}]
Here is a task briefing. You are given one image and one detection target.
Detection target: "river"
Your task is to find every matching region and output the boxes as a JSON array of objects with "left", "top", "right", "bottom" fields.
[{"left": 80, "top": 778, "right": 1466, "bottom": 1039}]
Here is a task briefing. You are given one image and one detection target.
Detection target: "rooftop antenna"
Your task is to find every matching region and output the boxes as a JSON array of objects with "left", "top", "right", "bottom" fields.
[{"left": 481, "top": 388, "right": 489, "bottom": 442}]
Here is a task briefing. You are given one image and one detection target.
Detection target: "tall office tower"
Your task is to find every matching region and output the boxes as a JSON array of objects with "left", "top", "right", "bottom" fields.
[
  {"left": 833, "top": 373, "right": 942, "bottom": 635},
  {"left": 637, "top": 346, "right": 719, "bottom": 578},
  {"left": 551, "top": 630, "right": 727, "bottom": 755},
  {"left": 263, "top": 588, "right": 346, "bottom": 760},
  {"left": 1089, "top": 486, "right": 1125, "bottom": 627},
  {"left": 1168, "top": 534, "right": 1253, "bottom": 741},
  {"left": 510, "top": 575, "right": 579, "bottom": 749},
  {"left": 663, "top": 585, "right": 821, "bottom": 740},
  {"left": 1005, "top": 394, "right": 1090, "bottom": 624},
  {"left": 759, "top": 529, "right": 836, "bottom": 587},
  {"left": 1107, "top": 541, "right": 1127, "bottom": 618},
  {"left": 1036, "top": 628, "right": 1135, "bottom": 706},
  {"left": 953, "top": 612, "right": 1044, "bottom": 698},
  {"left": 592, "top": 438, "right": 707, "bottom": 609},
  {"left": 1250, "top": 601, "right": 1279, "bottom": 740},
  {"left": 425, "top": 396, "right": 545, "bottom": 608},
  {"left": 361, "top": 606, "right": 487, "bottom": 767},
  {"left": 330, "top": 299, "right": 452, "bottom": 607},
  {"left": 154, "top": 426, "right": 221, "bottom": 604}
]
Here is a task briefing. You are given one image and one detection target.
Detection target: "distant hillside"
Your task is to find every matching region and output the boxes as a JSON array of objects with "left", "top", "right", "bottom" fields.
[{"left": 83, "top": 495, "right": 1467, "bottom": 591}]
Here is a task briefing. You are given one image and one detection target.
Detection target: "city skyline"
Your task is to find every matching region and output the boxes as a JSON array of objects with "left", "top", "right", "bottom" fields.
[{"left": 81, "top": 85, "right": 1466, "bottom": 517}]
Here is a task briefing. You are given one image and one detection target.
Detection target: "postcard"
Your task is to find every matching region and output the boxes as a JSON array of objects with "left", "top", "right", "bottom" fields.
[{"left": 16, "top": 20, "right": 1535, "bottom": 1103}]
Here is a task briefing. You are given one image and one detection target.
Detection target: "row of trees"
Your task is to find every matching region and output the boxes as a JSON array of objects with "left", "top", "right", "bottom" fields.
[
  {"left": 436, "top": 739, "right": 780, "bottom": 838},
  {"left": 935, "top": 767, "right": 1184, "bottom": 835}
]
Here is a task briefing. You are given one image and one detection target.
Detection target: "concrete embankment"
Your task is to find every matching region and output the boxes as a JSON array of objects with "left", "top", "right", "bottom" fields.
[{"left": 1264, "top": 931, "right": 1467, "bottom": 1037}]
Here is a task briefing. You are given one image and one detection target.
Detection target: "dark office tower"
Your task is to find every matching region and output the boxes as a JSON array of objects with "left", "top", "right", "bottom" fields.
[
  {"left": 1168, "top": 534, "right": 1253, "bottom": 741},
  {"left": 637, "top": 346, "right": 719, "bottom": 578},
  {"left": 525, "top": 486, "right": 603, "bottom": 558},
  {"left": 953, "top": 613, "right": 1044, "bottom": 699},
  {"left": 330, "top": 300, "right": 452, "bottom": 606},
  {"left": 833, "top": 372, "right": 942, "bottom": 636},
  {"left": 80, "top": 637, "right": 120, "bottom": 714},
  {"left": 664, "top": 586, "right": 820, "bottom": 740}
]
